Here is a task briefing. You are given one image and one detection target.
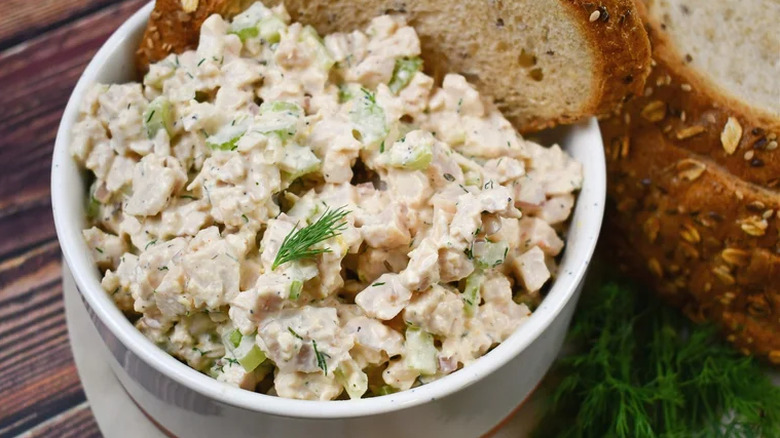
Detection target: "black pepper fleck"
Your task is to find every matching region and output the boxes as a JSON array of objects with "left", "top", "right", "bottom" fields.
[
  {"left": 707, "top": 211, "right": 724, "bottom": 221},
  {"left": 753, "top": 137, "right": 768, "bottom": 150},
  {"left": 496, "top": 18, "right": 504, "bottom": 27},
  {"left": 750, "top": 158, "right": 765, "bottom": 167},
  {"left": 598, "top": 6, "right": 610, "bottom": 21}
]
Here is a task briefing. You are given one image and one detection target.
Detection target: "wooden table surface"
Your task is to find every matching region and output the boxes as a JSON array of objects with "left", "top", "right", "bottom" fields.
[{"left": 0, "top": 1, "right": 148, "bottom": 436}]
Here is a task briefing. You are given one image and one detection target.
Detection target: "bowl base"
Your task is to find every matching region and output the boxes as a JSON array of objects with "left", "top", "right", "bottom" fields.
[{"left": 64, "top": 262, "right": 543, "bottom": 437}]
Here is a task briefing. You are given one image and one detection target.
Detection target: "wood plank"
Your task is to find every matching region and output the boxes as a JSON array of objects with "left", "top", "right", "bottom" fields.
[
  {"left": 0, "top": 1, "right": 149, "bottom": 436},
  {"left": 0, "top": 238, "right": 95, "bottom": 437},
  {"left": 0, "top": 362, "right": 87, "bottom": 437},
  {"left": 0, "top": 0, "right": 147, "bottom": 261},
  {"left": 23, "top": 402, "right": 101, "bottom": 438},
  {"left": 0, "top": 0, "right": 126, "bottom": 50}
]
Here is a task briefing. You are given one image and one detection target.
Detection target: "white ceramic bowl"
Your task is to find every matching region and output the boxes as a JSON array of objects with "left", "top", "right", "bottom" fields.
[{"left": 51, "top": 3, "right": 606, "bottom": 437}]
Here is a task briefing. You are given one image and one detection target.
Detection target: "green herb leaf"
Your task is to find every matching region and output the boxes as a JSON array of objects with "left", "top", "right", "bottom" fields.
[
  {"left": 271, "top": 206, "right": 350, "bottom": 270},
  {"left": 533, "top": 279, "right": 780, "bottom": 438},
  {"left": 313, "top": 339, "right": 329, "bottom": 375},
  {"left": 360, "top": 87, "right": 376, "bottom": 104},
  {"left": 287, "top": 327, "right": 303, "bottom": 340}
]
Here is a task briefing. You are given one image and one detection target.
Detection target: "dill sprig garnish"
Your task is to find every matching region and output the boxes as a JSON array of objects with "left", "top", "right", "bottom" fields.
[
  {"left": 534, "top": 278, "right": 780, "bottom": 438},
  {"left": 271, "top": 206, "right": 350, "bottom": 270}
]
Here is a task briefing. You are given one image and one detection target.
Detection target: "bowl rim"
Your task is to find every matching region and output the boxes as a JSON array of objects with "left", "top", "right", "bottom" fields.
[{"left": 51, "top": 1, "right": 606, "bottom": 419}]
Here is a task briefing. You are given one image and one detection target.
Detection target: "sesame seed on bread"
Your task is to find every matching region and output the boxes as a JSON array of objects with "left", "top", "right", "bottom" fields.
[{"left": 134, "top": 0, "right": 652, "bottom": 133}]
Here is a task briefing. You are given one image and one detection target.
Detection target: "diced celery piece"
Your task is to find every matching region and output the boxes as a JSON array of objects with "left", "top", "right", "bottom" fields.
[
  {"left": 206, "top": 121, "right": 247, "bottom": 151},
  {"left": 338, "top": 84, "right": 352, "bottom": 103},
  {"left": 279, "top": 143, "right": 321, "bottom": 180},
  {"left": 300, "top": 25, "right": 334, "bottom": 71},
  {"left": 143, "top": 97, "right": 174, "bottom": 139},
  {"left": 233, "top": 26, "right": 259, "bottom": 42},
  {"left": 474, "top": 240, "right": 509, "bottom": 268},
  {"left": 256, "top": 101, "right": 303, "bottom": 140},
  {"left": 376, "top": 385, "right": 397, "bottom": 396},
  {"left": 349, "top": 89, "right": 387, "bottom": 148},
  {"left": 262, "top": 101, "right": 303, "bottom": 114},
  {"left": 388, "top": 57, "right": 423, "bottom": 94},
  {"left": 386, "top": 140, "right": 433, "bottom": 170},
  {"left": 86, "top": 183, "right": 101, "bottom": 219},
  {"left": 334, "top": 364, "right": 368, "bottom": 400},
  {"left": 86, "top": 195, "right": 100, "bottom": 219},
  {"left": 222, "top": 329, "right": 242, "bottom": 349},
  {"left": 258, "top": 15, "right": 286, "bottom": 43},
  {"left": 284, "top": 261, "right": 318, "bottom": 300},
  {"left": 289, "top": 280, "right": 303, "bottom": 300},
  {"left": 233, "top": 334, "right": 266, "bottom": 372},
  {"left": 462, "top": 271, "right": 483, "bottom": 316},
  {"left": 404, "top": 327, "right": 438, "bottom": 375},
  {"left": 229, "top": 3, "right": 285, "bottom": 43}
]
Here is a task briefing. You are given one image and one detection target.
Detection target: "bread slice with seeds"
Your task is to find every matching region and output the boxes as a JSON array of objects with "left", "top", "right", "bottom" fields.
[
  {"left": 629, "top": 0, "right": 780, "bottom": 189},
  {"left": 135, "top": 0, "right": 652, "bottom": 133},
  {"left": 135, "top": 0, "right": 256, "bottom": 77},
  {"left": 602, "top": 0, "right": 780, "bottom": 362}
]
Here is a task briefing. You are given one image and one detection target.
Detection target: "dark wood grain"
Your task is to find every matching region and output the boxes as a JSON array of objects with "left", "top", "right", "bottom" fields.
[
  {"left": 0, "top": 0, "right": 148, "bottom": 257},
  {"left": 0, "top": 0, "right": 127, "bottom": 51},
  {"left": 26, "top": 402, "right": 101, "bottom": 438},
  {"left": 0, "top": 0, "right": 147, "bottom": 436}
]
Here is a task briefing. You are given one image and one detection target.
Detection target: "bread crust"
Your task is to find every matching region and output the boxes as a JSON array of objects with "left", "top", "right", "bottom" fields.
[
  {"left": 626, "top": 1, "right": 780, "bottom": 189},
  {"left": 285, "top": 0, "right": 651, "bottom": 133},
  {"left": 134, "top": 0, "right": 650, "bottom": 133},
  {"left": 602, "top": 118, "right": 780, "bottom": 363},
  {"left": 536, "top": 0, "right": 652, "bottom": 132},
  {"left": 641, "top": 0, "right": 780, "bottom": 131},
  {"left": 602, "top": 1, "right": 780, "bottom": 362},
  {"left": 135, "top": 0, "right": 254, "bottom": 77}
]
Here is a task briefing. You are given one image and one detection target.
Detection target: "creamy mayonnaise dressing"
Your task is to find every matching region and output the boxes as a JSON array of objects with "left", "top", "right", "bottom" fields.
[{"left": 72, "top": 2, "right": 582, "bottom": 400}]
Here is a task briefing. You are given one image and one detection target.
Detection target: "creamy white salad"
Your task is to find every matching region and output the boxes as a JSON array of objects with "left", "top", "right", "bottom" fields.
[{"left": 71, "top": 2, "right": 583, "bottom": 400}]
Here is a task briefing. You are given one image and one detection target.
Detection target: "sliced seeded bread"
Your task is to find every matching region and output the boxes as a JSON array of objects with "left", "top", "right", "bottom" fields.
[
  {"left": 629, "top": 0, "right": 780, "bottom": 189},
  {"left": 135, "top": 0, "right": 256, "bottom": 77},
  {"left": 135, "top": 0, "right": 652, "bottom": 133},
  {"left": 602, "top": 120, "right": 780, "bottom": 362},
  {"left": 602, "top": 0, "right": 780, "bottom": 362}
]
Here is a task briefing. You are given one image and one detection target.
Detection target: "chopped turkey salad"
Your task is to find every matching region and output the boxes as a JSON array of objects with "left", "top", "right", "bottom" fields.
[{"left": 72, "top": 2, "right": 583, "bottom": 400}]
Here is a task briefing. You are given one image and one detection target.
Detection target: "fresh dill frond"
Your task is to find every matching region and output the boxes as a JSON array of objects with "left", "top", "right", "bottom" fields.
[
  {"left": 313, "top": 339, "right": 329, "bottom": 375},
  {"left": 287, "top": 327, "right": 303, "bottom": 340},
  {"left": 271, "top": 206, "right": 350, "bottom": 270},
  {"left": 533, "top": 278, "right": 780, "bottom": 438}
]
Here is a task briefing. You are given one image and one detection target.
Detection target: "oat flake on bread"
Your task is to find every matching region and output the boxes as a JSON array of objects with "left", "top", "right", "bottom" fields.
[{"left": 601, "top": 0, "right": 780, "bottom": 363}]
